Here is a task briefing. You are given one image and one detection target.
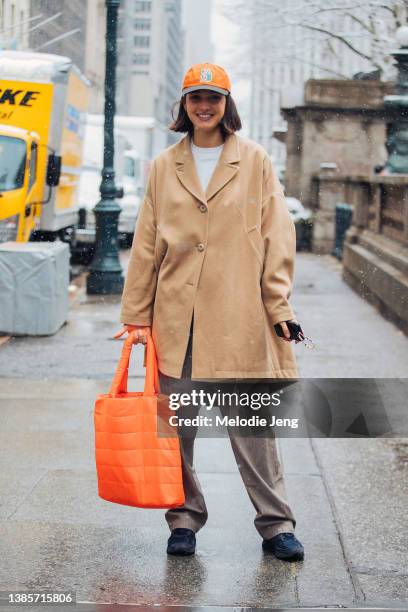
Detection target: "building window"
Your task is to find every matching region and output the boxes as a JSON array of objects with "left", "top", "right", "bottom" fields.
[
  {"left": 133, "top": 53, "right": 149, "bottom": 65},
  {"left": 134, "top": 35, "right": 150, "bottom": 47},
  {"left": 134, "top": 18, "right": 150, "bottom": 30},
  {"left": 134, "top": 1, "right": 151, "bottom": 12}
]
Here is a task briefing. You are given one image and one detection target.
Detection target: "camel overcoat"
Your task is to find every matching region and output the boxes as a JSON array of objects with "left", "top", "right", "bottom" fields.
[{"left": 119, "top": 132, "right": 299, "bottom": 380}]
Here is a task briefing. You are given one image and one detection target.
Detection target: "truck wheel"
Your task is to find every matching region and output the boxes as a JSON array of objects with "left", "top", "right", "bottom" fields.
[
  {"left": 29, "top": 230, "right": 57, "bottom": 242},
  {"left": 30, "top": 227, "right": 77, "bottom": 255},
  {"left": 58, "top": 226, "right": 77, "bottom": 251},
  {"left": 70, "top": 242, "right": 95, "bottom": 266}
]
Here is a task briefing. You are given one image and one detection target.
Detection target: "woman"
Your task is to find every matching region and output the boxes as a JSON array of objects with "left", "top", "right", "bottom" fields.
[{"left": 115, "top": 63, "right": 304, "bottom": 561}]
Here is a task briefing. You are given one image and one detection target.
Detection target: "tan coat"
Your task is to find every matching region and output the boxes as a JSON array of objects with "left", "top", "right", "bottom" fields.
[{"left": 120, "top": 132, "right": 299, "bottom": 380}]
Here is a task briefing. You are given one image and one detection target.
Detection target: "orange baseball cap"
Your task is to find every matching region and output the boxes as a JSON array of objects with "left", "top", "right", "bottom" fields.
[{"left": 182, "top": 63, "right": 231, "bottom": 96}]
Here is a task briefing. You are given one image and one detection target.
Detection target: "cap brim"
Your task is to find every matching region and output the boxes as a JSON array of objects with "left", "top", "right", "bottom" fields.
[{"left": 182, "top": 85, "right": 229, "bottom": 96}]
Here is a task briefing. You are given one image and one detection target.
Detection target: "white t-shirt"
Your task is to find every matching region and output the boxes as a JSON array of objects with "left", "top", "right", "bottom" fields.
[{"left": 191, "top": 141, "right": 224, "bottom": 192}]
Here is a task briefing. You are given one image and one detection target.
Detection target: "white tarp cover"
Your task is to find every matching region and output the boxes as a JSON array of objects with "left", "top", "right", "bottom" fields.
[
  {"left": 0, "top": 50, "right": 71, "bottom": 82},
  {"left": 0, "top": 241, "right": 70, "bottom": 335}
]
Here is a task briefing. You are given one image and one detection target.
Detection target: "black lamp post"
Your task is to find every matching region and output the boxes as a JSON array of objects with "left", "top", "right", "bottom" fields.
[
  {"left": 384, "top": 26, "right": 408, "bottom": 174},
  {"left": 87, "top": 0, "right": 124, "bottom": 295}
]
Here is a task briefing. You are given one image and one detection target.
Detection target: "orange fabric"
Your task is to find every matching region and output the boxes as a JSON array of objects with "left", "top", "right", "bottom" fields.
[
  {"left": 182, "top": 62, "right": 231, "bottom": 94},
  {"left": 94, "top": 333, "right": 185, "bottom": 508}
]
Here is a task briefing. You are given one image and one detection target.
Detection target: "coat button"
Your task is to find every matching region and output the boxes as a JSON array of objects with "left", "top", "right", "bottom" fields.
[
  {"left": 199, "top": 204, "right": 207, "bottom": 212},
  {"left": 197, "top": 243, "right": 205, "bottom": 252}
]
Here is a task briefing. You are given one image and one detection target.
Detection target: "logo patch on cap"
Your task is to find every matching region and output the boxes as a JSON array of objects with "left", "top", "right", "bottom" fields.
[{"left": 200, "top": 67, "right": 213, "bottom": 83}]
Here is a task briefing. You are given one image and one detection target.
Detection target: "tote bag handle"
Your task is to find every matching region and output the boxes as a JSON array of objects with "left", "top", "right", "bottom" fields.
[{"left": 109, "top": 333, "right": 159, "bottom": 397}]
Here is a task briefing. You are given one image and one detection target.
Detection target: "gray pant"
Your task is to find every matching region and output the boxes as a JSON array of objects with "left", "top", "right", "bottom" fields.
[{"left": 158, "top": 315, "right": 296, "bottom": 540}]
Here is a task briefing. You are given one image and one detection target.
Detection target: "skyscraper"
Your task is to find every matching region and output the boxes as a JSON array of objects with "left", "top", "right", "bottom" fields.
[
  {"left": 183, "top": 0, "right": 214, "bottom": 70},
  {"left": 117, "top": 0, "right": 184, "bottom": 145}
]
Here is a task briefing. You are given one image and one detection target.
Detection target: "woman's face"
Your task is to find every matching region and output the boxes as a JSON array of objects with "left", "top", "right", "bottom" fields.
[{"left": 183, "top": 90, "right": 226, "bottom": 133}]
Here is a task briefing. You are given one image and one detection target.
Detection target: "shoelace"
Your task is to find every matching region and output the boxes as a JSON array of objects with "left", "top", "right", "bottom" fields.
[{"left": 276, "top": 532, "right": 296, "bottom": 542}]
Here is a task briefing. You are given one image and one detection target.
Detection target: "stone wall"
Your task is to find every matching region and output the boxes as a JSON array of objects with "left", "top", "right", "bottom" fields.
[
  {"left": 281, "top": 79, "right": 394, "bottom": 211},
  {"left": 317, "top": 175, "right": 408, "bottom": 334},
  {"left": 310, "top": 173, "right": 374, "bottom": 253}
]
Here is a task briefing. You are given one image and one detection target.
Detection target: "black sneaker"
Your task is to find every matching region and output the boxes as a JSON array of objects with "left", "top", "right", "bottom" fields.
[
  {"left": 167, "top": 528, "right": 196, "bottom": 556},
  {"left": 262, "top": 532, "right": 304, "bottom": 561}
]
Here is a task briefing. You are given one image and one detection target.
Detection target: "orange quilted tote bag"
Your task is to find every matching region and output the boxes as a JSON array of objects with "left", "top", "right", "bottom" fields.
[{"left": 94, "top": 332, "right": 185, "bottom": 508}]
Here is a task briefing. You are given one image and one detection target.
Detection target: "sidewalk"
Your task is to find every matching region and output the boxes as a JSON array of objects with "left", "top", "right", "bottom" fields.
[{"left": 0, "top": 251, "right": 407, "bottom": 609}]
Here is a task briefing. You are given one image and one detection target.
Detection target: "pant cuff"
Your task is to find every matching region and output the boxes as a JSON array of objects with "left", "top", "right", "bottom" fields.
[
  {"left": 166, "top": 517, "right": 206, "bottom": 534},
  {"left": 258, "top": 520, "right": 295, "bottom": 540}
]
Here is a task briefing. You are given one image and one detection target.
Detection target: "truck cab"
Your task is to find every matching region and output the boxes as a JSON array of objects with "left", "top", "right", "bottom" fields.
[
  {"left": 0, "top": 125, "right": 40, "bottom": 242},
  {"left": 0, "top": 124, "right": 62, "bottom": 243}
]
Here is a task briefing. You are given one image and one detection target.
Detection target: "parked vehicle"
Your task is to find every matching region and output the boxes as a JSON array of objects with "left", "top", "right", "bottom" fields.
[
  {"left": 77, "top": 114, "right": 149, "bottom": 249},
  {"left": 77, "top": 114, "right": 162, "bottom": 251},
  {"left": 0, "top": 51, "right": 89, "bottom": 246},
  {"left": 113, "top": 115, "right": 168, "bottom": 160},
  {"left": 286, "top": 196, "right": 314, "bottom": 251}
]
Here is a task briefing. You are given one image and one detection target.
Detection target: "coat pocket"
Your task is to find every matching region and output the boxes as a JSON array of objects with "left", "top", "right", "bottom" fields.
[{"left": 246, "top": 225, "right": 265, "bottom": 268}]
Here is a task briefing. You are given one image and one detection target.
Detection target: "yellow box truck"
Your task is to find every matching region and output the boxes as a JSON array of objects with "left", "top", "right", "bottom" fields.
[{"left": 0, "top": 51, "right": 89, "bottom": 245}]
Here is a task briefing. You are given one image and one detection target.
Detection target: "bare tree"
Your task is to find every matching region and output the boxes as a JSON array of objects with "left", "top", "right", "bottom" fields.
[{"left": 220, "top": 0, "right": 404, "bottom": 80}]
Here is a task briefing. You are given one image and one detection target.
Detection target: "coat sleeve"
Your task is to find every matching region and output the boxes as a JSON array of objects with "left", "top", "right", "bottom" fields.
[
  {"left": 260, "top": 155, "right": 297, "bottom": 327},
  {"left": 119, "top": 161, "right": 158, "bottom": 326}
]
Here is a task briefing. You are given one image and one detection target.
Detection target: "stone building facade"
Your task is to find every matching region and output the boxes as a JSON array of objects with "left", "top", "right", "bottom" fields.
[
  {"left": 28, "top": 0, "right": 87, "bottom": 72},
  {"left": 281, "top": 79, "right": 394, "bottom": 210},
  {"left": 292, "top": 79, "right": 408, "bottom": 334}
]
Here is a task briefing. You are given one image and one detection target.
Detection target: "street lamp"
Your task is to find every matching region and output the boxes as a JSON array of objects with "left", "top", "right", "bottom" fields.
[
  {"left": 384, "top": 26, "right": 408, "bottom": 174},
  {"left": 87, "top": 0, "right": 124, "bottom": 294}
]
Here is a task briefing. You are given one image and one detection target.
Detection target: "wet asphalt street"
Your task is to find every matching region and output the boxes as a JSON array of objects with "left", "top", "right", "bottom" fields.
[{"left": 0, "top": 251, "right": 408, "bottom": 610}]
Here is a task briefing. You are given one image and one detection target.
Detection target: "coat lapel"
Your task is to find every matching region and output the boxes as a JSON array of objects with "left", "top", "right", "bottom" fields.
[
  {"left": 205, "top": 132, "right": 240, "bottom": 202},
  {"left": 175, "top": 132, "right": 240, "bottom": 206},
  {"left": 175, "top": 134, "right": 206, "bottom": 206}
]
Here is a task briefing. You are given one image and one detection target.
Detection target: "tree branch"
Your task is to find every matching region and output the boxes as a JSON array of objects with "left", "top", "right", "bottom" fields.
[
  {"left": 279, "top": 53, "right": 350, "bottom": 78},
  {"left": 297, "top": 23, "right": 374, "bottom": 62},
  {"left": 342, "top": 10, "right": 375, "bottom": 33}
]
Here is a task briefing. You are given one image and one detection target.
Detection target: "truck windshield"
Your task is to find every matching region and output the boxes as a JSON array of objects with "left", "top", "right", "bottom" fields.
[{"left": 0, "top": 136, "right": 26, "bottom": 192}]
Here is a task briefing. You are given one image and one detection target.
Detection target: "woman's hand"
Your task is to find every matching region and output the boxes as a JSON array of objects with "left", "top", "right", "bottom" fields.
[
  {"left": 113, "top": 324, "right": 151, "bottom": 345},
  {"left": 277, "top": 319, "right": 301, "bottom": 343}
]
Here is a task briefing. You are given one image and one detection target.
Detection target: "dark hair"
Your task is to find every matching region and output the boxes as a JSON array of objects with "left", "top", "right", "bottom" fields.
[{"left": 169, "top": 93, "right": 242, "bottom": 138}]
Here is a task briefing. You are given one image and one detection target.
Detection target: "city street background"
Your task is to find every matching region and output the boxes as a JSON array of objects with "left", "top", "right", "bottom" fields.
[{"left": 1, "top": 0, "right": 408, "bottom": 609}]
